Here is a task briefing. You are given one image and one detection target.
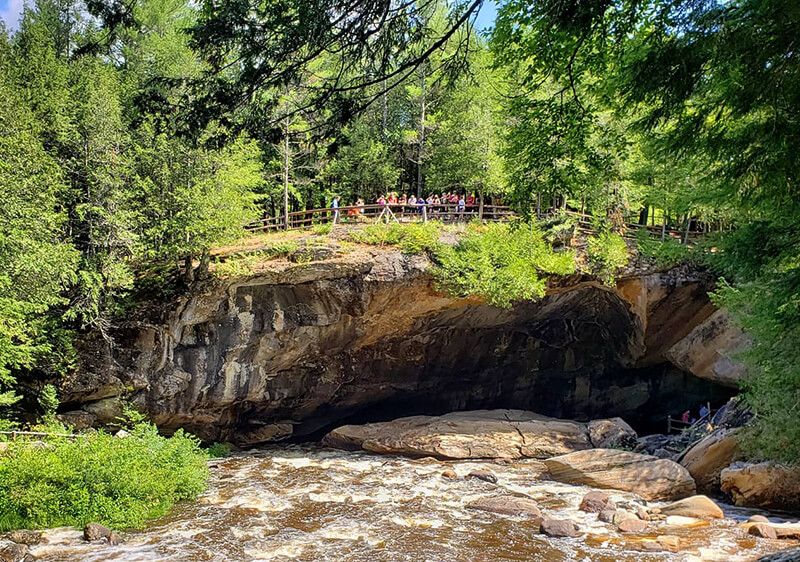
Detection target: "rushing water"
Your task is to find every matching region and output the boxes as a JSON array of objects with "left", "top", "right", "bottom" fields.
[{"left": 29, "top": 445, "right": 794, "bottom": 561}]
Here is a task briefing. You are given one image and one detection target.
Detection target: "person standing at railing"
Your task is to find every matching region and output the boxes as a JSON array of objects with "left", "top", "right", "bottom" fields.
[
  {"left": 466, "top": 192, "right": 475, "bottom": 208},
  {"left": 699, "top": 404, "right": 709, "bottom": 419},
  {"left": 458, "top": 195, "right": 466, "bottom": 221},
  {"left": 330, "top": 196, "right": 340, "bottom": 223},
  {"left": 681, "top": 410, "right": 690, "bottom": 424}
]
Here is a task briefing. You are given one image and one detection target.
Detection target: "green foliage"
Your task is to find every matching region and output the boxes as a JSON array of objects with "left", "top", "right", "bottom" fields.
[
  {"left": 206, "top": 442, "right": 230, "bottom": 458},
  {"left": 312, "top": 223, "right": 333, "bottom": 236},
  {"left": 586, "top": 231, "right": 629, "bottom": 285},
  {"left": 434, "top": 222, "right": 575, "bottom": 307},
  {"left": 37, "top": 385, "right": 59, "bottom": 423},
  {"left": 350, "top": 222, "right": 442, "bottom": 255},
  {"left": 0, "top": 423, "right": 208, "bottom": 531},
  {"left": 635, "top": 229, "right": 692, "bottom": 268}
]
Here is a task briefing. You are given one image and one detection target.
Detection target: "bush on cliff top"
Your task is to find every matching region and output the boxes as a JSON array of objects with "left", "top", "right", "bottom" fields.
[
  {"left": 434, "top": 222, "right": 575, "bottom": 307},
  {"left": 0, "top": 422, "right": 208, "bottom": 531}
]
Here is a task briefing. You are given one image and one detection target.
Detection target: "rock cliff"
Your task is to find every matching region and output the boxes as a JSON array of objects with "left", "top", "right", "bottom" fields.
[{"left": 62, "top": 248, "right": 743, "bottom": 445}]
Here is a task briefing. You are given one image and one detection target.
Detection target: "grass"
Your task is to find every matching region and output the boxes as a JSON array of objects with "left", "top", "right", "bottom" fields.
[{"left": 0, "top": 422, "right": 209, "bottom": 531}]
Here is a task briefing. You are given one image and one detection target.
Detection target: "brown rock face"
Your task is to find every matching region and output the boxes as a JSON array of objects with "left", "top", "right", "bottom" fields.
[
  {"left": 721, "top": 463, "right": 800, "bottom": 510},
  {"left": 62, "top": 251, "right": 735, "bottom": 443},
  {"left": 323, "top": 410, "right": 592, "bottom": 459},
  {"left": 680, "top": 429, "right": 742, "bottom": 494},
  {"left": 544, "top": 449, "right": 697, "bottom": 501},
  {"left": 658, "top": 495, "right": 724, "bottom": 519}
]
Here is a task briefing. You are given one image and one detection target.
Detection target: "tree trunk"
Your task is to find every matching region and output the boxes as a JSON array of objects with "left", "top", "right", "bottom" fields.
[
  {"left": 478, "top": 188, "right": 484, "bottom": 220},
  {"left": 661, "top": 210, "right": 667, "bottom": 241},
  {"left": 417, "top": 61, "right": 426, "bottom": 198},
  {"left": 283, "top": 117, "right": 290, "bottom": 230},
  {"left": 682, "top": 212, "right": 692, "bottom": 244},
  {"left": 638, "top": 205, "right": 649, "bottom": 226},
  {"left": 382, "top": 78, "right": 388, "bottom": 139}
]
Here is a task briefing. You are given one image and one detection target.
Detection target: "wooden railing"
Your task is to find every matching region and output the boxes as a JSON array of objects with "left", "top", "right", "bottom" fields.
[
  {"left": 246, "top": 205, "right": 703, "bottom": 241},
  {"left": 246, "top": 203, "right": 515, "bottom": 232}
]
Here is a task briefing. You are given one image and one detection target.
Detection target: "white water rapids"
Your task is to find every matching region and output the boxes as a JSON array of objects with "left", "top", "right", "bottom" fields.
[{"left": 28, "top": 445, "right": 794, "bottom": 561}]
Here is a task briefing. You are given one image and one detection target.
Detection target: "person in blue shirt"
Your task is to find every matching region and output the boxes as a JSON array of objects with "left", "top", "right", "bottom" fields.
[{"left": 330, "top": 196, "right": 340, "bottom": 223}]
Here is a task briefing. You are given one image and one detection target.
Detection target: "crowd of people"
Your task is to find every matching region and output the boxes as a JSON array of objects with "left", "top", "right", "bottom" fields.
[{"left": 330, "top": 192, "right": 485, "bottom": 220}]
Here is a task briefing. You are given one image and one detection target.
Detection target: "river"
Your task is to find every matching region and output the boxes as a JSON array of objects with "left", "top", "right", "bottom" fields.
[{"left": 29, "top": 445, "right": 794, "bottom": 561}]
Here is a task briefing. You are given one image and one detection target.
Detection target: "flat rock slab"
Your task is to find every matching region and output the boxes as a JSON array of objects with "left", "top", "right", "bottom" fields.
[
  {"left": 323, "top": 409, "right": 593, "bottom": 459},
  {"left": 466, "top": 496, "right": 542, "bottom": 520},
  {"left": 544, "top": 449, "right": 697, "bottom": 501}
]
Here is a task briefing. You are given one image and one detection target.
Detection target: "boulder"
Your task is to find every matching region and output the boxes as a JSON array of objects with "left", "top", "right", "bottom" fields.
[
  {"left": 758, "top": 547, "right": 800, "bottom": 562},
  {"left": 539, "top": 518, "right": 580, "bottom": 538},
  {"left": 769, "top": 523, "right": 800, "bottom": 540},
  {"left": 466, "top": 496, "right": 542, "bottom": 520},
  {"left": 323, "top": 410, "right": 593, "bottom": 459},
  {"left": 543, "top": 449, "right": 697, "bottom": 501},
  {"left": 0, "top": 543, "right": 29, "bottom": 562},
  {"left": 658, "top": 495, "right": 724, "bottom": 519},
  {"left": 680, "top": 428, "right": 741, "bottom": 493},
  {"left": 55, "top": 410, "right": 97, "bottom": 431},
  {"left": 7, "top": 531, "right": 40, "bottom": 546},
  {"left": 579, "top": 490, "right": 612, "bottom": 513},
  {"left": 84, "top": 523, "right": 113, "bottom": 542},
  {"left": 617, "top": 518, "right": 647, "bottom": 533},
  {"left": 748, "top": 523, "right": 778, "bottom": 540},
  {"left": 720, "top": 462, "right": 800, "bottom": 510},
  {"left": 599, "top": 509, "right": 616, "bottom": 523},
  {"left": 441, "top": 469, "right": 457, "bottom": 479},
  {"left": 656, "top": 535, "right": 682, "bottom": 551},
  {"left": 467, "top": 469, "right": 498, "bottom": 484},
  {"left": 749, "top": 515, "right": 770, "bottom": 523},
  {"left": 588, "top": 418, "right": 637, "bottom": 449}
]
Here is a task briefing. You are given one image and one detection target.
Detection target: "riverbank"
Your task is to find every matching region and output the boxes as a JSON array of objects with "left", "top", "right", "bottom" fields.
[{"left": 15, "top": 445, "right": 797, "bottom": 561}]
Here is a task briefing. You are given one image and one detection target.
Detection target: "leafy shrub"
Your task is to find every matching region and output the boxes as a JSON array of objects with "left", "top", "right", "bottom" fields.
[
  {"left": 635, "top": 228, "right": 691, "bottom": 267},
  {"left": 586, "top": 230, "right": 628, "bottom": 284},
  {"left": 206, "top": 442, "right": 231, "bottom": 458},
  {"left": 433, "top": 222, "right": 575, "bottom": 307},
  {"left": 312, "top": 223, "right": 333, "bottom": 235},
  {"left": 350, "top": 222, "right": 442, "bottom": 254},
  {"left": 0, "top": 422, "right": 208, "bottom": 531}
]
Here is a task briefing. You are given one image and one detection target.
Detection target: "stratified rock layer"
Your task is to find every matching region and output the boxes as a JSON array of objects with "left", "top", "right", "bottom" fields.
[
  {"left": 721, "top": 462, "right": 800, "bottom": 510},
  {"left": 544, "top": 449, "right": 697, "bottom": 501},
  {"left": 62, "top": 250, "right": 738, "bottom": 444}
]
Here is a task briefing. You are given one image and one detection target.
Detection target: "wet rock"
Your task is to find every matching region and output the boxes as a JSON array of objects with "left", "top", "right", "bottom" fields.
[
  {"left": 635, "top": 507, "right": 650, "bottom": 521},
  {"left": 588, "top": 418, "right": 637, "bottom": 449},
  {"left": 543, "top": 449, "right": 697, "bottom": 501},
  {"left": 720, "top": 462, "right": 800, "bottom": 510},
  {"left": 7, "top": 531, "right": 40, "bottom": 546},
  {"left": 441, "top": 469, "right": 457, "bottom": 479},
  {"left": 0, "top": 542, "right": 29, "bottom": 562},
  {"left": 749, "top": 515, "right": 770, "bottom": 523},
  {"left": 466, "top": 496, "right": 542, "bottom": 520},
  {"left": 579, "top": 490, "right": 612, "bottom": 513},
  {"left": 664, "top": 515, "right": 709, "bottom": 528},
  {"left": 324, "top": 410, "right": 593, "bottom": 460},
  {"left": 657, "top": 535, "right": 681, "bottom": 551},
  {"left": 758, "top": 547, "right": 800, "bottom": 562},
  {"left": 539, "top": 518, "right": 580, "bottom": 538},
  {"left": 748, "top": 523, "right": 778, "bottom": 540},
  {"left": 467, "top": 469, "right": 497, "bottom": 484},
  {"left": 84, "top": 523, "right": 113, "bottom": 542},
  {"left": 55, "top": 410, "right": 97, "bottom": 431},
  {"left": 658, "top": 495, "right": 724, "bottom": 519},
  {"left": 680, "top": 428, "right": 741, "bottom": 493},
  {"left": 617, "top": 518, "right": 647, "bottom": 533},
  {"left": 768, "top": 523, "right": 800, "bottom": 540},
  {"left": 612, "top": 511, "right": 637, "bottom": 526},
  {"left": 598, "top": 509, "right": 616, "bottom": 523}
]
